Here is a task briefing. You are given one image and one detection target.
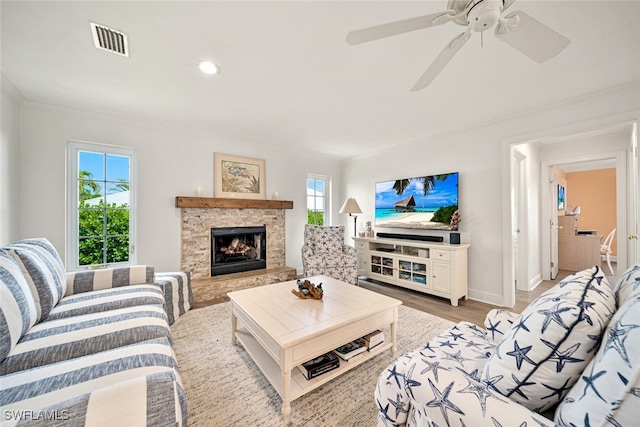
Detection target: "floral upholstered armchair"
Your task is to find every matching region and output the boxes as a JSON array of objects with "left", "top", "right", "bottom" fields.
[{"left": 301, "top": 224, "right": 358, "bottom": 285}]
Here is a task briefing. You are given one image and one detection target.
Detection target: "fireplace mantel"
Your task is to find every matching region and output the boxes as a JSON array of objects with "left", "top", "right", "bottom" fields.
[{"left": 176, "top": 197, "right": 293, "bottom": 210}]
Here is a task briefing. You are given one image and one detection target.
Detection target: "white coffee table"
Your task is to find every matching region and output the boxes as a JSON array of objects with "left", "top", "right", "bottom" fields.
[{"left": 228, "top": 275, "right": 401, "bottom": 424}]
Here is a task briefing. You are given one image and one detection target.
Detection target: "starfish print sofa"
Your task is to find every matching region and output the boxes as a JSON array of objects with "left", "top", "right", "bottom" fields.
[
  {"left": 0, "top": 238, "right": 192, "bottom": 426},
  {"left": 375, "top": 263, "right": 640, "bottom": 426}
]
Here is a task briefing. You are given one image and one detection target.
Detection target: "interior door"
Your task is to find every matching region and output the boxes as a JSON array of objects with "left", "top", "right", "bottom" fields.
[
  {"left": 630, "top": 123, "right": 639, "bottom": 263},
  {"left": 550, "top": 168, "right": 559, "bottom": 279}
]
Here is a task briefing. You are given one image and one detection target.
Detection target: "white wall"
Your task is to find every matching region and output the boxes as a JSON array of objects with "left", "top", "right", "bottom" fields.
[
  {"left": 17, "top": 102, "right": 342, "bottom": 272},
  {"left": 0, "top": 75, "right": 23, "bottom": 245},
  {"left": 342, "top": 82, "right": 640, "bottom": 306}
]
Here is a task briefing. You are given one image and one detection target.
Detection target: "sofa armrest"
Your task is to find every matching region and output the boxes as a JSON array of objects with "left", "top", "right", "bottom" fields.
[
  {"left": 375, "top": 356, "right": 553, "bottom": 427},
  {"left": 65, "top": 265, "right": 154, "bottom": 296},
  {"left": 483, "top": 308, "right": 519, "bottom": 343},
  {"left": 154, "top": 270, "right": 193, "bottom": 325}
]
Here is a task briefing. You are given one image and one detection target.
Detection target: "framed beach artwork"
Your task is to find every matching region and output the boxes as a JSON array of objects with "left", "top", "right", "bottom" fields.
[{"left": 214, "top": 153, "right": 266, "bottom": 199}]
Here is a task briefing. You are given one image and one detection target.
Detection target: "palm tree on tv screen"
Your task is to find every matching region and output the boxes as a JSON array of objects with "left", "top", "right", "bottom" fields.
[{"left": 392, "top": 174, "right": 452, "bottom": 196}]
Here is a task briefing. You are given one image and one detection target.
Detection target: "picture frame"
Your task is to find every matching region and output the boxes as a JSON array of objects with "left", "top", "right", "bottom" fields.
[
  {"left": 557, "top": 184, "right": 565, "bottom": 210},
  {"left": 214, "top": 153, "right": 266, "bottom": 199}
]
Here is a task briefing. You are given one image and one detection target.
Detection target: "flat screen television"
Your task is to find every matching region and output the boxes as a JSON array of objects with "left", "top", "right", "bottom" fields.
[{"left": 375, "top": 172, "right": 459, "bottom": 230}]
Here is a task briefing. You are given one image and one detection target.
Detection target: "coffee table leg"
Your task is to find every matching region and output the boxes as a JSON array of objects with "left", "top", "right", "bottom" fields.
[
  {"left": 231, "top": 312, "right": 237, "bottom": 346},
  {"left": 282, "top": 369, "right": 292, "bottom": 424},
  {"left": 390, "top": 320, "right": 398, "bottom": 357}
]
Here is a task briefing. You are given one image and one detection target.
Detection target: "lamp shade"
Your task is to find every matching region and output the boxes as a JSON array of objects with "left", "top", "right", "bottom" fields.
[{"left": 339, "top": 197, "right": 362, "bottom": 214}]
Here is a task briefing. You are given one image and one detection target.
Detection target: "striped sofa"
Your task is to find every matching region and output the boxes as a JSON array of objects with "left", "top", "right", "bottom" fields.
[{"left": 0, "top": 238, "right": 193, "bottom": 426}]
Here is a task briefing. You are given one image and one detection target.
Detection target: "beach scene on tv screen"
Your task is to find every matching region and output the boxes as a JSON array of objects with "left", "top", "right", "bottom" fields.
[{"left": 375, "top": 173, "right": 458, "bottom": 230}]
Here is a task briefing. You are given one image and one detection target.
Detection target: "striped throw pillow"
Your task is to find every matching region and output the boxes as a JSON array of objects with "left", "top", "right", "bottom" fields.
[
  {"left": 6, "top": 238, "right": 66, "bottom": 321},
  {"left": 0, "top": 250, "right": 38, "bottom": 360}
]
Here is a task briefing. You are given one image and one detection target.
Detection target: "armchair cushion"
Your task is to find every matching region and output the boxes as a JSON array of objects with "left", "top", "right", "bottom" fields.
[{"left": 482, "top": 266, "right": 615, "bottom": 412}]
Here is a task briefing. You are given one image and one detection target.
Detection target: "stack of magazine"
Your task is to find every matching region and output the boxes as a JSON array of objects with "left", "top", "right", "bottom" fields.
[
  {"left": 297, "top": 330, "right": 385, "bottom": 380},
  {"left": 358, "top": 330, "right": 385, "bottom": 350},
  {"left": 297, "top": 351, "right": 340, "bottom": 380},
  {"left": 335, "top": 329, "right": 385, "bottom": 360}
]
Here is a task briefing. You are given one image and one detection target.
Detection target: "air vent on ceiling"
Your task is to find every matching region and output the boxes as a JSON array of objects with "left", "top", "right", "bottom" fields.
[{"left": 90, "top": 22, "right": 129, "bottom": 57}]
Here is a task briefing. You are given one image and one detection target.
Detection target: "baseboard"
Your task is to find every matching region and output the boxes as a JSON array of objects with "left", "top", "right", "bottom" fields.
[
  {"left": 466, "top": 289, "right": 505, "bottom": 307},
  {"left": 529, "top": 273, "right": 543, "bottom": 291}
]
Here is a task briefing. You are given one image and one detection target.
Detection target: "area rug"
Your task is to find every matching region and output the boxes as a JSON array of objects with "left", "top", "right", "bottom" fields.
[{"left": 171, "top": 302, "right": 455, "bottom": 427}]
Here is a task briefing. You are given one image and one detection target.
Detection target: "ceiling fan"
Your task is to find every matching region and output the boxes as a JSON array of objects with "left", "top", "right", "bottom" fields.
[{"left": 346, "top": 0, "right": 571, "bottom": 91}]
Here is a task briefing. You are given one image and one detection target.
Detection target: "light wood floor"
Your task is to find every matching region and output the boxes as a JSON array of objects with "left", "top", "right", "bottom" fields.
[{"left": 359, "top": 265, "right": 618, "bottom": 325}]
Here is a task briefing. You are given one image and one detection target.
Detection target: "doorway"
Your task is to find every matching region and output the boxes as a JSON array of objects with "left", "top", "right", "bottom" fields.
[{"left": 502, "top": 119, "right": 638, "bottom": 308}]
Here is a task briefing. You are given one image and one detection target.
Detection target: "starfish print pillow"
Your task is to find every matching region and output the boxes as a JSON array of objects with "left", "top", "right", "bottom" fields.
[
  {"left": 555, "top": 264, "right": 640, "bottom": 426},
  {"left": 481, "top": 266, "right": 615, "bottom": 412}
]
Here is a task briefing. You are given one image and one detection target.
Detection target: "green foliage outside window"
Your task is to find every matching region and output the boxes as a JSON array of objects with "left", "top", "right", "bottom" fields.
[
  {"left": 78, "top": 201, "right": 130, "bottom": 265},
  {"left": 78, "top": 170, "right": 130, "bottom": 266},
  {"left": 307, "top": 210, "right": 324, "bottom": 226}
]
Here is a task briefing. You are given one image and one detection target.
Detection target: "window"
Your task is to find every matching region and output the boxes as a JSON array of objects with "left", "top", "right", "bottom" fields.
[
  {"left": 67, "top": 141, "right": 136, "bottom": 270},
  {"left": 307, "top": 174, "right": 330, "bottom": 225}
]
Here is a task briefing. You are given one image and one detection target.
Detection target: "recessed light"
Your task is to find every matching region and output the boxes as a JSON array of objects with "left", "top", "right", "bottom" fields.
[{"left": 199, "top": 61, "right": 220, "bottom": 75}]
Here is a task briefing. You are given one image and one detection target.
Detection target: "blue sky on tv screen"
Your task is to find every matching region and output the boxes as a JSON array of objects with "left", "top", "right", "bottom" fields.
[{"left": 375, "top": 173, "right": 458, "bottom": 209}]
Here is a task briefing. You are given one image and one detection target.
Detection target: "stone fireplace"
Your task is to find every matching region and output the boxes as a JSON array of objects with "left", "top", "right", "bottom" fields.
[
  {"left": 210, "top": 225, "right": 266, "bottom": 276},
  {"left": 177, "top": 197, "right": 296, "bottom": 305}
]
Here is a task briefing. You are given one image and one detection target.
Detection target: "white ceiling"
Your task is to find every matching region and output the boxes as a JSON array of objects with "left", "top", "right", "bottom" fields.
[{"left": 2, "top": 1, "right": 639, "bottom": 161}]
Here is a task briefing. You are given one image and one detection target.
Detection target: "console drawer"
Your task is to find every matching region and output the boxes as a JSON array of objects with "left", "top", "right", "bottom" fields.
[{"left": 431, "top": 249, "right": 450, "bottom": 261}]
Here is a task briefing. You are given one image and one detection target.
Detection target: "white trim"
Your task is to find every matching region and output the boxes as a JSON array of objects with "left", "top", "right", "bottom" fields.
[
  {"left": 66, "top": 140, "right": 137, "bottom": 270},
  {"left": 1, "top": 73, "right": 25, "bottom": 104}
]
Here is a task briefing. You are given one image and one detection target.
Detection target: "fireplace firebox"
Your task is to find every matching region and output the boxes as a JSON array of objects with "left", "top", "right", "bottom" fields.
[{"left": 211, "top": 226, "right": 266, "bottom": 276}]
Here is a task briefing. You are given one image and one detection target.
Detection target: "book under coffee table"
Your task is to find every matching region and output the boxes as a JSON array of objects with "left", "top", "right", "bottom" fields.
[{"left": 228, "top": 275, "right": 402, "bottom": 424}]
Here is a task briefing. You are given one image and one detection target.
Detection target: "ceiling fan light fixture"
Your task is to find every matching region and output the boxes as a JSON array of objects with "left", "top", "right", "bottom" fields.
[{"left": 199, "top": 61, "right": 221, "bottom": 75}]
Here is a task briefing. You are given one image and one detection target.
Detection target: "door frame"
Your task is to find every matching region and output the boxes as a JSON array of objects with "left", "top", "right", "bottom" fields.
[
  {"left": 512, "top": 148, "right": 529, "bottom": 291},
  {"left": 540, "top": 150, "right": 628, "bottom": 280},
  {"left": 501, "top": 113, "right": 638, "bottom": 308}
]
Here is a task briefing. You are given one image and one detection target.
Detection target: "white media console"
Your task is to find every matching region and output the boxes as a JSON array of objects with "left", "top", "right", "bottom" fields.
[{"left": 353, "top": 236, "right": 469, "bottom": 306}]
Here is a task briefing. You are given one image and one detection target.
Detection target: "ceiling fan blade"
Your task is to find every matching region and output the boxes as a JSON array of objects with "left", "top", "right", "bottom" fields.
[
  {"left": 411, "top": 31, "right": 471, "bottom": 92},
  {"left": 495, "top": 11, "right": 570, "bottom": 63},
  {"left": 346, "top": 10, "right": 456, "bottom": 45}
]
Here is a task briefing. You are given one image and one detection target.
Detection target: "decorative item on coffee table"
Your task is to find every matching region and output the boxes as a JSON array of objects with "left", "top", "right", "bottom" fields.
[{"left": 291, "top": 279, "right": 324, "bottom": 300}]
